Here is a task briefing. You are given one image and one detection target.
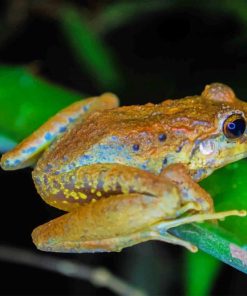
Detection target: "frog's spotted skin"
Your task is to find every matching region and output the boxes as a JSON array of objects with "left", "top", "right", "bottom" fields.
[
  {"left": 1, "top": 93, "right": 119, "bottom": 170},
  {"left": 1, "top": 83, "right": 247, "bottom": 253}
]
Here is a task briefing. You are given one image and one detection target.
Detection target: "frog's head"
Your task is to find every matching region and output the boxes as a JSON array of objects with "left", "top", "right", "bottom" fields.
[{"left": 188, "top": 83, "right": 247, "bottom": 181}]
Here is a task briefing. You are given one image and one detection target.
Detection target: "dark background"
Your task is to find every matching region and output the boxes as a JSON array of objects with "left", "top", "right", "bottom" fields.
[{"left": 1, "top": 0, "right": 247, "bottom": 295}]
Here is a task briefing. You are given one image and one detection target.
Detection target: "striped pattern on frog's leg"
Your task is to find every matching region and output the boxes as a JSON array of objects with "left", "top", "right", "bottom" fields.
[
  {"left": 1, "top": 93, "right": 119, "bottom": 170},
  {"left": 32, "top": 163, "right": 182, "bottom": 212}
]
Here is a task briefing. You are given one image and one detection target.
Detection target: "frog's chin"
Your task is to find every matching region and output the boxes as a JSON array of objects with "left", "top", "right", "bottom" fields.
[
  {"left": 191, "top": 152, "right": 247, "bottom": 182},
  {"left": 229, "top": 151, "right": 247, "bottom": 163},
  {"left": 216, "top": 152, "right": 247, "bottom": 168}
]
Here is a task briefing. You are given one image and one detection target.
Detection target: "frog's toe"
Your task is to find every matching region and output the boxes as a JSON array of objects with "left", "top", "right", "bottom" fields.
[
  {"left": 175, "top": 202, "right": 202, "bottom": 217},
  {"left": 32, "top": 221, "right": 61, "bottom": 252}
]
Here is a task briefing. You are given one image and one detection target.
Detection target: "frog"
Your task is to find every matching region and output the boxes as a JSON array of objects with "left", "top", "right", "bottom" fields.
[{"left": 1, "top": 83, "right": 247, "bottom": 253}]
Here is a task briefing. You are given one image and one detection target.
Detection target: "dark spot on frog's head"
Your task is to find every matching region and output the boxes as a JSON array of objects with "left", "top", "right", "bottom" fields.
[
  {"left": 111, "top": 136, "right": 118, "bottom": 141},
  {"left": 68, "top": 117, "right": 75, "bottom": 123},
  {"left": 159, "top": 133, "right": 167, "bottom": 142},
  {"left": 44, "top": 164, "right": 53, "bottom": 172},
  {"left": 141, "top": 163, "right": 147, "bottom": 170},
  {"left": 163, "top": 158, "right": 168, "bottom": 166},
  {"left": 83, "top": 105, "right": 89, "bottom": 112},
  {"left": 44, "top": 132, "right": 53, "bottom": 141},
  {"left": 13, "top": 159, "right": 21, "bottom": 166},
  {"left": 68, "top": 163, "right": 75, "bottom": 170},
  {"left": 132, "top": 144, "right": 140, "bottom": 152},
  {"left": 83, "top": 154, "right": 91, "bottom": 160},
  {"left": 59, "top": 126, "right": 67, "bottom": 133},
  {"left": 176, "top": 141, "right": 186, "bottom": 153},
  {"left": 22, "top": 146, "right": 37, "bottom": 154}
]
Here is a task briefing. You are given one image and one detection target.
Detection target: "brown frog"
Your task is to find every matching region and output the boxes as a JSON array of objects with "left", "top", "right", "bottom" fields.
[{"left": 1, "top": 83, "right": 246, "bottom": 253}]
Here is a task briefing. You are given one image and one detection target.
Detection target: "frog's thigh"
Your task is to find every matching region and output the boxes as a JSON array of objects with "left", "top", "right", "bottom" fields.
[
  {"left": 34, "top": 163, "right": 183, "bottom": 213},
  {"left": 32, "top": 193, "right": 246, "bottom": 253},
  {"left": 31, "top": 192, "right": 195, "bottom": 253},
  {"left": 1, "top": 93, "right": 119, "bottom": 170},
  {"left": 160, "top": 164, "right": 214, "bottom": 213}
]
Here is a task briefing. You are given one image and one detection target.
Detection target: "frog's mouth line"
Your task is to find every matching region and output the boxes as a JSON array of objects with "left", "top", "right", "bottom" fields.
[
  {"left": 190, "top": 152, "right": 247, "bottom": 181},
  {"left": 209, "top": 152, "right": 247, "bottom": 174},
  {"left": 222, "top": 152, "right": 247, "bottom": 165}
]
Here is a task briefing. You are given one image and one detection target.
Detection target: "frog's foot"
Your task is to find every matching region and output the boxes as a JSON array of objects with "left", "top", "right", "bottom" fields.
[
  {"left": 175, "top": 202, "right": 202, "bottom": 216},
  {"left": 31, "top": 198, "right": 245, "bottom": 253},
  {"left": 152, "top": 209, "right": 246, "bottom": 233},
  {"left": 146, "top": 209, "right": 246, "bottom": 253},
  {"left": 32, "top": 223, "right": 197, "bottom": 253}
]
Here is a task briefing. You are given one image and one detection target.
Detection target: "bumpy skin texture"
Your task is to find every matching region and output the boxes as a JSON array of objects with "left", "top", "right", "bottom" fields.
[{"left": 1, "top": 83, "right": 247, "bottom": 253}]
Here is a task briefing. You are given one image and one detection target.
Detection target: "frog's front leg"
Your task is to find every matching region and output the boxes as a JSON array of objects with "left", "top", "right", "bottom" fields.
[
  {"left": 31, "top": 164, "right": 245, "bottom": 253},
  {"left": 1, "top": 93, "right": 119, "bottom": 170},
  {"left": 160, "top": 163, "right": 214, "bottom": 214}
]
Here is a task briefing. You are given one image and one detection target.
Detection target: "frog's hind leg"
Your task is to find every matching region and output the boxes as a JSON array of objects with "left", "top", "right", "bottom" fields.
[
  {"left": 31, "top": 191, "right": 198, "bottom": 253},
  {"left": 32, "top": 163, "right": 246, "bottom": 253},
  {"left": 32, "top": 208, "right": 245, "bottom": 253},
  {"left": 32, "top": 224, "right": 197, "bottom": 253},
  {"left": 1, "top": 93, "right": 119, "bottom": 170}
]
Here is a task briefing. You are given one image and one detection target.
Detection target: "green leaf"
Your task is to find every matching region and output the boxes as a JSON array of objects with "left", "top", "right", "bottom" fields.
[
  {"left": 0, "top": 65, "right": 82, "bottom": 143},
  {"left": 0, "top": 135, "right": 17, "bottom": 152},
  {"left": 93, "top": 0, "right": 175, "bottom": 35},
  {"left": 184, "top": 160, "right": 247, "bottom": 296},
  {"left": 185, "top": 251, "right": 220, "bottom": 296},
  {"left": 171, "top": 222, "right": 247, "bottom": 273},
  {"left": 59, "top": 6, "right": 122, "bottom": 91},
  {"left": 169, "top": 160, "right": 247, "bottom": 276}
]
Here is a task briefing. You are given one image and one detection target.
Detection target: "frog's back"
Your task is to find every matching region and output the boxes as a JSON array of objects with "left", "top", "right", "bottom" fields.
[
  {"left": 36, "top": 103, "right": 164, "bottom": 173},
  {"left": 36, "top": 96, "right": 221, "bottom": 175}
]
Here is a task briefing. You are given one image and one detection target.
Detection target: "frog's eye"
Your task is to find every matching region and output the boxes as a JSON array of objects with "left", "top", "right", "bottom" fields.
[{"left": 223, "top": 114, "right": 246, "bottom": 139}]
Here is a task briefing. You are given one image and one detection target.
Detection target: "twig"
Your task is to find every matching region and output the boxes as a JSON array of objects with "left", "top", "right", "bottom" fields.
[{"left": 0, "top": 244, "right": 146, "bottom": 296}]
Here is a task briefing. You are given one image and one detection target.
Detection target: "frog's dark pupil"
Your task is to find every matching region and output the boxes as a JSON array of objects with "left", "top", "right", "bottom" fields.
[
  {"left": 228, "top": 122, "right": 236, "bottom": 130},
  {"left": 133, "top": 144, "right": 140, "bottom": 151},
  {"left": 227, "top": 118, "right": 246, "bottom": 137}
]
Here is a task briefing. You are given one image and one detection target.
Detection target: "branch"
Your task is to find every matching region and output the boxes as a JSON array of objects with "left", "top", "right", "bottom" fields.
[{"left": 0, "top": 244, "right": 146, "bottom": 296}]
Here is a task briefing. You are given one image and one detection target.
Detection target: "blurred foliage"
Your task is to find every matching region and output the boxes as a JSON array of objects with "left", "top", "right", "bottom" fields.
[
  {"left": 59, "top": 5, "right": 123, "bottom": 91},
  {"left": 91, "top": 0, "right": 174, "bottom": 35},
  {"left": 0, "top": 66, "right": 81, "bottom": 142},
  {"left": 185, "top": 251, "right": 220, "bottom": 296}
]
